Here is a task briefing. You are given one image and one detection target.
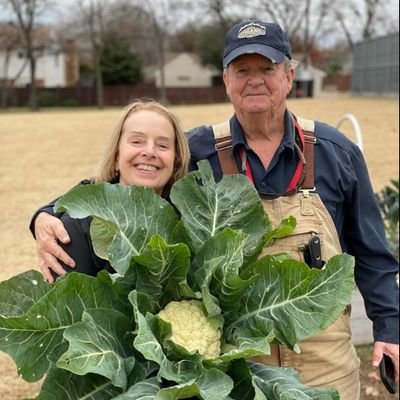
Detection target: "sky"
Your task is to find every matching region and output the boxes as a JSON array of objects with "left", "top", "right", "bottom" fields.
[{"left": 1, "top": 0, "right": 398, "bottom": 46}]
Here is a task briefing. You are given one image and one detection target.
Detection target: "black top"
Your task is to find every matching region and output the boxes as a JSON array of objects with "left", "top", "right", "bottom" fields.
[{"left": 55, "top": 213, "right": 114, "bottom": 279}]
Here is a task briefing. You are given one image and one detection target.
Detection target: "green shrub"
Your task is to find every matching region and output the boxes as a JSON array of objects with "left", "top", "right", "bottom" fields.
[
  {"left": 375, "top": 179, "right": 399, "bottom": 259},
  {"left": 62, "top": 98, "right": 80, "bottom": 107},
  {"left": 37, "top": 91, "right": 60, "bottom": 107}
]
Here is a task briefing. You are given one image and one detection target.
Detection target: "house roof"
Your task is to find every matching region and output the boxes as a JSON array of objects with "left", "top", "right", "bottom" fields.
[
  {"left": 0, "top": 23, "right": 22, "bottom": 48},
  {"left": 0, "top": 23, "right": 58, "bottom": 51}
]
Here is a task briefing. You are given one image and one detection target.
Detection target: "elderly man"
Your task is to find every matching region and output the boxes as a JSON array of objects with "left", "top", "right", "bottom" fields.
[
  {"left": 186, "top": 19, "right": 399, "bottom": 399},
  {"left": 32, "top": 19, "right": 398, "bottom": 400}
]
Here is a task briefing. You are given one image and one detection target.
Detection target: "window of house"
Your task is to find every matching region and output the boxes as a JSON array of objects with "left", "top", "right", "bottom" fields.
[{"left": 177, "top": 75, "right": 191, "bottom": 81}]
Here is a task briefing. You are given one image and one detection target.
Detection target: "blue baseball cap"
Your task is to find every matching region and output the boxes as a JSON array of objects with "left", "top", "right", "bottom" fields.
[{"left": 223, "top": 19, "right": 292, "bottom": 68}]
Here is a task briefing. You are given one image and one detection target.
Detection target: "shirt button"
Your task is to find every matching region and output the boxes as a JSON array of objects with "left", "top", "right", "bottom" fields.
[{"left": 261, "top": 182, "right": 266, "bottom": 187}]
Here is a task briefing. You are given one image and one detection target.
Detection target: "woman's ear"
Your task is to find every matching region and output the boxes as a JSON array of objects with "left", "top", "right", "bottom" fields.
[
  {"left": 114, "top": 159, "right": 120, "bottom": 180},
  {"left": 173, "top": 154, "right": 179, "bottom": 172},
  {"left": 114, "top": 153, "right": 119, "bottom": 171}
]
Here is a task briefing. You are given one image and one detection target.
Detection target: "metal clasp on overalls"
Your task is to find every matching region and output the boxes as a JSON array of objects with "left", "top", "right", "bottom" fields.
[{"left": 300, "top": 187, "right": 316, "bottom": 197}]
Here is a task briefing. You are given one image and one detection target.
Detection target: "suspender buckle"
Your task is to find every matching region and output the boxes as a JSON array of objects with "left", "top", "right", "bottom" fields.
[
  {"left": 215, "top": 138, "right": 233, "bottom": 151},
  {"left": 304, "top": 135, "right": 317, "bottom": 144},
  {"left": 300, "top": 187, "right": 316, "bottom": 197}
]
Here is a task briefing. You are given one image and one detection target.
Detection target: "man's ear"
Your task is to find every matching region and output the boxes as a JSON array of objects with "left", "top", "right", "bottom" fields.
[
  {"left": 286, "top": 68, "right": 295, "bottom": 96},
  {"left": 223, "top": 68, "right": 230, "bottom": 96},
  {"left": 223, "top": 68, "right": 229, "bottom": 87}
]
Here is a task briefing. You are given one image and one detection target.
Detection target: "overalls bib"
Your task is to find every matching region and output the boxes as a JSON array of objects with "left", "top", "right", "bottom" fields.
[{"left": 212, "top": 118, "right": 360, "bottom": 400}]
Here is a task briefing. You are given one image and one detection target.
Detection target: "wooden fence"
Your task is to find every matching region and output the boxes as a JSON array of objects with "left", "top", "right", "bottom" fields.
[{"left": 2, "top": 83, "right": 228, "bottom": 108}]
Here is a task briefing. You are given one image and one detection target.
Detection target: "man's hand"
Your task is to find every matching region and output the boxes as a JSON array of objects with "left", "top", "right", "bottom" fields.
[
  {"left": 34, "top": 212, "right": 75, "bottom": 282},
  {"left": 372, "top": 341, "right": 399, "bottom": 383}
]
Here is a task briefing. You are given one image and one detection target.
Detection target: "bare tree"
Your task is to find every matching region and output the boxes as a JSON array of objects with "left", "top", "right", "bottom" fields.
[
  {"left": 303, "top": 0, "right": 333, "bottom": 66},
  {"left": 0, "top": 23, "right": 22, "bottom": 107},
  {"left": 205, "top": 0, "right": 233, "bottom": 31},
  {"left": 134, "top": 0, "right": 183, "bottom": 104},
  {"left": 72, "top": 0, "right": 175, "bottom": 104},
  {"left": 250, "top": 0, "right": 334, "bottom": 65},
  {"left": 251, "top": 0, "right": 305, "bottom": 40},
  {"left": 106, "top": 1, "right": 156, "bottom": 66},
  {"left": 333, "top": 0, "right": 399, "bottom": 48},
  {"left": 71, "top": 0, "right": 109, "bottom": 109},
  {"left": 170, "top": 0, "right": 241, "bottom": 70},
  {"left": 4, "top": 0, "right": 52, "bottom": 110},
  {"left": 58, "top": 0, "right": 111, "bottom": 108}
]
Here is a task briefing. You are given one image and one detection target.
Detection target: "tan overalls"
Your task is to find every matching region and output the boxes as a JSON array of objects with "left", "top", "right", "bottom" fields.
[{"left": 213, "top": 117, "right": 360, "bottom": 400}]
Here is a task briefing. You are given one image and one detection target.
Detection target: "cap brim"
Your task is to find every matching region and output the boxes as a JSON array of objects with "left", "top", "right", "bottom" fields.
[{"left": 223, "top": 44, "right": 286, "bottom": 68}]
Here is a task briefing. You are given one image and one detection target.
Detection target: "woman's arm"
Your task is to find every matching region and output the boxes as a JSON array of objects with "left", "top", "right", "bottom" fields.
[{"left": 50, "top": 214, "right": 99, "bottom": 281}]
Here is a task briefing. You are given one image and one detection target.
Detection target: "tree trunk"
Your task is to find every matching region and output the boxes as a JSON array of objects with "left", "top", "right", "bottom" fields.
[
  {"left": 0, "top": 51, "right": 10, "bottom": 108},
  {"left": 158, "top": 48, "right": 167, "bottom": 105},
  {"left": 29, "top": 55, "right": 38, "bottom": 111},
  {"left": 94, "top": 49, "right": 104, "bottom": 109},
  {"left": 0, "top": 87, "right": 8, "bottom": 109},
  {"left": 302, "top": 0, "right": 311, "bottom": 67}
]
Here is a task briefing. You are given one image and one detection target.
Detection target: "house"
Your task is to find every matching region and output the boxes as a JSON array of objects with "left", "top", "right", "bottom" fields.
[
  {"left": 293, "top": 64, "right": 326, "bottom": 97},
  {"left": 148, "top": 52, "right": 221, "bottom": 88},
  {"left": 0, "top": 24, "right": 79, "bottom": 88},
  {"left": 290, "top": 53, "right": 326, "bottom": 97},
  {"left": 322, "top": 46, "right": 353, "bottom": 92}
]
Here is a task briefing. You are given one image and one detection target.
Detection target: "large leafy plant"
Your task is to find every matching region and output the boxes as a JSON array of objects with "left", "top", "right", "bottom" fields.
[{"left": 0, "top": 161, "right": 355, "bottom": 400}]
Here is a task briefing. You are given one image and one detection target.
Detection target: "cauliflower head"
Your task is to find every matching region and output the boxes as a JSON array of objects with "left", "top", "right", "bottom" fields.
[{"left": 157, "top": 300, "right": 221, "bottom": 359}]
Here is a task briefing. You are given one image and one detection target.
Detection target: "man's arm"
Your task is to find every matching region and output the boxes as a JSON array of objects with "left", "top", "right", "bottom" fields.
[
  {"left": 34, "top": 212, "right": 75, "bottom": 282},
  {"left": 29, "top": 180, "right": 92, "bottom": 281},
  {"left": 341, "top": 144, "right": 399, "bottom": 381}
]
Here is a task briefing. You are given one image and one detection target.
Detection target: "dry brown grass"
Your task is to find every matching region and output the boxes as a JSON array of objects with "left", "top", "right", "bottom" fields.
[{"left": 0, "top": 94, "right": 398, "bottom": 399}]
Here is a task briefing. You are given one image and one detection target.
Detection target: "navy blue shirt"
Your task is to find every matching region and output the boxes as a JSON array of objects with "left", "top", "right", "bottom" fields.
[{"left": 187, "top": 110, "right": 399, "bottom": 344}]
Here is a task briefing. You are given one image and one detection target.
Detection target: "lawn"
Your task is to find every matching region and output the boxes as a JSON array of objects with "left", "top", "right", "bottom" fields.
[{"left": 0, "top": 94, "right": 398, "bottom": 399}]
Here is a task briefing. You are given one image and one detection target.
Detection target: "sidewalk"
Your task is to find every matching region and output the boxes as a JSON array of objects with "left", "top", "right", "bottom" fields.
[{"left": 350, "top": 288, "right": 373, "bottom": 345}]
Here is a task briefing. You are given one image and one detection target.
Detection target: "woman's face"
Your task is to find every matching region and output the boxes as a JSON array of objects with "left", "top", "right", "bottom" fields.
[{"left": 115, "top": 109, "right": 176, "bottom": 194}]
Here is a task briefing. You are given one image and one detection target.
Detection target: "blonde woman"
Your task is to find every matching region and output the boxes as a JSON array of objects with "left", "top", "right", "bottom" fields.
[{"left": 32, "top": 99, "right": 190, "bottom": 281}]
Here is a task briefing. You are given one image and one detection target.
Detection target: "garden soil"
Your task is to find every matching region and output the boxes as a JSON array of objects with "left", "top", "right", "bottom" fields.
[{"left": 0, "top": 94, "right": 398, "bottom": 399}]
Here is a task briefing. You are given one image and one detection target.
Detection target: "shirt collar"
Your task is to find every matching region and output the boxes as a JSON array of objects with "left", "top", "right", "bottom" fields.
[{"left": 230, "top": 110, "right": 296, "bottom": 152}]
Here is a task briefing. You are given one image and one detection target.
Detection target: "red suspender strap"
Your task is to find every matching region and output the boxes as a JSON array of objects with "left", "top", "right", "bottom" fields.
[
  {"left": 295, "top": 116, "right": 316, "bottom": 191},
  {"left": 302, "top": 132, "right": 316, "bottom": 190},
  {"left": 287, "top": 117, "right": 305, "bottom": 191}
]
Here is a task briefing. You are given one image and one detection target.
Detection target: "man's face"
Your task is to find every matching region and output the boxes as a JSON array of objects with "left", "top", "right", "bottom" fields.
[{"left": 223, "top": 53, "right": 294, "bottom": 115}]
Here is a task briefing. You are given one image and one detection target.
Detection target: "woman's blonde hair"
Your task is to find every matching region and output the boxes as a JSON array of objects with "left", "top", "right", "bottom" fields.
[{"left": 94, "top": 99, "right": 190, "bottom": 197}]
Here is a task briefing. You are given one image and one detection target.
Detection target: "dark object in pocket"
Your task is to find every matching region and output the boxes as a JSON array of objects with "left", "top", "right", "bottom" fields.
[{"left": 303, "top": 235, "right": 325, "bottom": 269}]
